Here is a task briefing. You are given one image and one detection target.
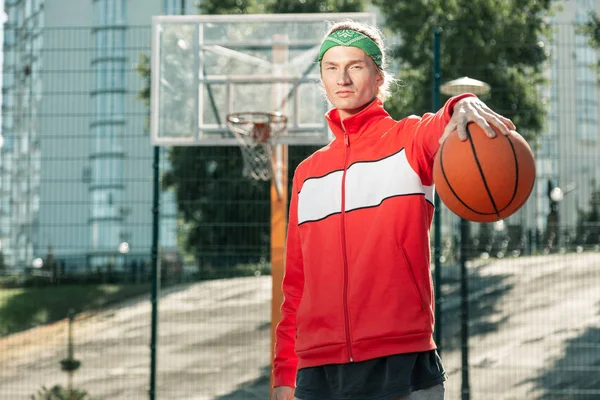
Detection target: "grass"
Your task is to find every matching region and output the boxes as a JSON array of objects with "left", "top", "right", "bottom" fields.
[{"left": 0, "top": 283, "right": 150, "bottom": 337}]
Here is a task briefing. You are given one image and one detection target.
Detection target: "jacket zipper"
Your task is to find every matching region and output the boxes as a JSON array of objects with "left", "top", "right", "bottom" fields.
[{"left": 341, "top": 131, "right": 354, "bottom": 362}]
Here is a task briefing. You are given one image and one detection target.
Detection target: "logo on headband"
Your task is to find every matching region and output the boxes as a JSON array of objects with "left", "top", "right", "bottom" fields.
[{"left": 318, "top": 29, "right": 383, "bottom": 69}]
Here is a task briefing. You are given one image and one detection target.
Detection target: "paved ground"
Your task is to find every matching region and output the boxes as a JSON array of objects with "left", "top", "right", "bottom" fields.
[
  {"left": 441, "top": 252, "right": 600, "bottom": 399},
  {"left": 0, "top": 253, "right": 599, "bottom": 399}
]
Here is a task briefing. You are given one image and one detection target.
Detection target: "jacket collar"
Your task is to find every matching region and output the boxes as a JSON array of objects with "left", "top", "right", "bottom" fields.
[{"left": 325, "top": 98, "right": 390, "bottom": 139}]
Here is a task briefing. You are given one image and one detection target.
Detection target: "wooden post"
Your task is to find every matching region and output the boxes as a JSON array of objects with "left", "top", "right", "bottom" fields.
[
  {"left": 270, "top": 34, "right": 289, "bottom": 394},
  {"left": 270, "top": 145, "right": 288, "bottom": 391}
]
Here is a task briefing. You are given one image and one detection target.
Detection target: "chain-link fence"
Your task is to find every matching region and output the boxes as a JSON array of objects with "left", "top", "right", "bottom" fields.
[{"left": 0, "top": 21, "right": 599, "bottom": 399}]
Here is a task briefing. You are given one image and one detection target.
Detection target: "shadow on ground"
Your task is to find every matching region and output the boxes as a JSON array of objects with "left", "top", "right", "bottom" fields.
[
  {"left": 524, "top": 302, "right": 600, "bottom": 399},
  {"left": 215, "top": 365, "right": 271, "bottom": 400},
  {"left": 440, "top": 261, "right": 514, "bottom": 351},
  {"left": 215, "top": 260, "right": 516, "bottom": 399}
]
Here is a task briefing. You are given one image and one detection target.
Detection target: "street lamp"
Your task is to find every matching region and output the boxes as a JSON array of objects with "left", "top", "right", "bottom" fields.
[
  {"left": 118, "top": 242, "right": 130, "bottom": 282},
  {"left": 550, "top": 187, "right": 564, "bottom": 202},
  {"left": 32, "top": 257, "right": 43, "bottom": 269},
  {"left": 547, "top": 182, "right": 576, "bottom": 251},
  {"left": 440, "top": 76, "right": 491, "bottom": 400},
  {"left": 441, "top": 76, "right": 491, "bottom": 96},
  {"left": 118, "top": 241, "right": 129, "bottom": 255}
]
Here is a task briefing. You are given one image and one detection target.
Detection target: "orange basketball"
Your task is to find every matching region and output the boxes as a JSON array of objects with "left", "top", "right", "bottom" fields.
[{"left": 433, "top": 123, "right": 536, "bottom": 223}]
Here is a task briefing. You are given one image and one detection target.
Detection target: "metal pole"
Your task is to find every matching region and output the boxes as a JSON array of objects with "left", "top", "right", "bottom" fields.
[
  {"left": 149, "top": 85, "right": 160, "bottom": 399},
  {"left": 149, "top": 146, "right": 160, "bottom": 399},
  {"left": 460, "top": 217, "right": 470, "bottom": 400},
  {"left": 432, "top": 28, "right": 443, "bottom": 355}
]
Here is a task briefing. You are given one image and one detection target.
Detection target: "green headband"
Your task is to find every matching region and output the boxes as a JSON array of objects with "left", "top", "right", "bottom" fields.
[{"left": 318, "top": 29, "right": 383, "bottom": 69}]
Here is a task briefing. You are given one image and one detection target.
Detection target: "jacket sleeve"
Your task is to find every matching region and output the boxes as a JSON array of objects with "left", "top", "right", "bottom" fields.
[
  {"left": 402, "top": 93, "right": 476, "bottom": 185},
  {"left": 272, "top": 172, "right": 305, "bottom": 388}
]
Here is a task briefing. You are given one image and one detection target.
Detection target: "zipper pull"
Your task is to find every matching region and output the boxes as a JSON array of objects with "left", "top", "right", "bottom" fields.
[{"left": 344, "top": 133, "right": 349, "bottom": 146}]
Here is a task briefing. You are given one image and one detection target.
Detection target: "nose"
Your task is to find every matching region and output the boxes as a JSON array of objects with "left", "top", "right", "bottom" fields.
[{"left": 337, "top": 70, "right": 351, "bottom": 86}]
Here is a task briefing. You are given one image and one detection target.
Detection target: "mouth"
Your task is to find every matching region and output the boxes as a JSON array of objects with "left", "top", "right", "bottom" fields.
[{"left": 336, "top": 90, "right": 354, "bottom": 97}]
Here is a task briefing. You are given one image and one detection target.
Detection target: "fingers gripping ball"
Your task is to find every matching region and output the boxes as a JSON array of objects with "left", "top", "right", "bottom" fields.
[{"left": 433, "top": 123, "right": 536, "bottom": 223}]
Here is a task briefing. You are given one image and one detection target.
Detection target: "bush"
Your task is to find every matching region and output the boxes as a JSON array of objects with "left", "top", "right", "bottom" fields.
[
  {"left": 0, "top": 275, "right": 24, "bottom": 288},
  {"left": 195, "top": 260, "right": 271, "bottom": 280},
  {"left": 30, "top": 385, "right": 95, "bottom": 400}
]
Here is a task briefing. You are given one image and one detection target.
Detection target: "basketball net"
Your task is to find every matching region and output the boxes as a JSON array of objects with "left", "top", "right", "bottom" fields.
[{"left": 226, "top": 112, "right": 288, "bottom": 194}]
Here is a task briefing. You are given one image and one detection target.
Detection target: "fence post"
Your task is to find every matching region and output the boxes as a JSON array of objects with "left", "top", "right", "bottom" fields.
[
  {"left": 460, "top": 218, "right": 470, "bottom": 400},
  {"left": 149, "top": 90, "right": 160, "bottom": 400},
  {"left": 432, "top": 28, "right": 443, "bottom": 355}
]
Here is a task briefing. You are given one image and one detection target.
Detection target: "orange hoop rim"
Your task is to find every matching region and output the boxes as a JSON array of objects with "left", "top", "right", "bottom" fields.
[{"left": 226, "top": 111, "right": 288, "bottom": 138}]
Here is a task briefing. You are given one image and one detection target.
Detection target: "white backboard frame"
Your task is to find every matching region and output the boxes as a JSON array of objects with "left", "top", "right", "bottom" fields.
[{"left": 150, "top": 12, "right": 377, "bottom": 147}]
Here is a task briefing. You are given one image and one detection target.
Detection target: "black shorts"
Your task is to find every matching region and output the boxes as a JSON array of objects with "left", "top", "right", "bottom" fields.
[{"left": 294, "top": 350, "right": 447, "bottom": 400}]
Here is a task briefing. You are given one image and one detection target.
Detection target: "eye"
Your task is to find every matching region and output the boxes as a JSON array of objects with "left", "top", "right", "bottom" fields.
[{"left": 351, "top": 65, "right": 363, "bottom": 70}]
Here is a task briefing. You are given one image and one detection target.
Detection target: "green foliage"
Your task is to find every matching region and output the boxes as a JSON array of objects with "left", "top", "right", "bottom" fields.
[
  {"left": 0, "top": 250, "right": 5, "bottom": 272},
  {"left": 162, "top": 147, "right": 271, "bottom": 268},
  {"left": 0, "top": 284, "right": 149, "bottom": 336},
  {"left": 580, "top": 10, "right": 600, "bottom": 73},
  {"left": 197, "top": 0, "right": 266, "bottom": 14},
  {"left": 267, "top": 0, "right": 363, "bottom": 13},
  {"left": 134, "top": 53, "right": 151, "bottom": 128},
  {"left": 0, "top": 274, "right": 22, "bottom": 288},
  {"left": 193, "top": 260, "right": 272, "bottom": 280},
  {"left": 142, "top": 0, "right": 558, "bottom": 272},
  {"left": 197, "top": 0, "right": 363, "bottom": 14},
  {"left": 371, "top": 0, "right": 556, "bottom": 141},
  {"left": 134, "top": 53, "right": 151, "bottom": 105},
  {"left": 60, "top": 358, "right": 81, "bottom": 373},
  {"left": 30, "top": 385, "right": 93, "bottom": 400},
  {"left": 575, "top": 180, "right": 600, "bottom": 246},
  {"left": 144, "top": 0, "right": 363, "bottom": 272}
]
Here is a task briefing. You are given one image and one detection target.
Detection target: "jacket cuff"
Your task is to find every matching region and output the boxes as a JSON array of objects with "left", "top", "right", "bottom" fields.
[
  {"left": 272, "top": 365, "right": 297, "bottom": 388},
  {"left": 444, "top": 93, "right": 478, "bottom": 119}
]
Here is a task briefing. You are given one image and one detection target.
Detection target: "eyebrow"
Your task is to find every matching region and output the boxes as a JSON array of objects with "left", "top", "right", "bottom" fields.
[{"left": 322, "top": 59, "right": 368, "bottom": 66}]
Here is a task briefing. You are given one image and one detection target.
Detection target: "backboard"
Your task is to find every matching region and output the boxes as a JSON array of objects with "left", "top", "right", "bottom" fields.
[{"left": 151, "top": 13, "right": 377, "bottom": 146}]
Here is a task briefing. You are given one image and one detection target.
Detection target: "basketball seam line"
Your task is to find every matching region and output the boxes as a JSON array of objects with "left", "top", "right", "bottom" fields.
[
  {"left": 439, "top": 126, "right": 520, "bottom": 217},
  {"left": 438, "top": 141, "right": 481, "bottom": 214},
  {"left": 507, "top": 137, "right": 519, "bottom": 207},
  {"left": 466, "top": 125, "right": 500, "bottom": 218},
  {"left": 439, "top": 132, "right": 489, "bottom": 216}
]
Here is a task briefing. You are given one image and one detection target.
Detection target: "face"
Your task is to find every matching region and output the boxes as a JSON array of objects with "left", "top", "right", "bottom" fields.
[{"left": 321, "top": 45, "right": 384, "bottom": 120}]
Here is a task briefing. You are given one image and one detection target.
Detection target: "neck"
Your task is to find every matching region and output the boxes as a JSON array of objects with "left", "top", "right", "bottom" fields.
[{"left": 338, "top": 97, "right": 377, "bottom": 121}]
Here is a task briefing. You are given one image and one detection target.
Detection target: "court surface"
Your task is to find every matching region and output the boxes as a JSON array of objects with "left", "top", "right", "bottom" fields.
[{"left": 1, "top": 252, "right": 599, "bottom": 399}]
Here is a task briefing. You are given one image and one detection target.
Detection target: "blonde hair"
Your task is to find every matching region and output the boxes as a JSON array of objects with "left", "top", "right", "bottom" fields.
[{"left": 320, "top": 20, "right": 396, "bottom": 102}]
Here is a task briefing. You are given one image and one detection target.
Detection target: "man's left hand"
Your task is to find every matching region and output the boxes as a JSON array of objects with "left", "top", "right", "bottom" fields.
[{"left": 440, "top": 97, "right": 516, "bottom": 144}]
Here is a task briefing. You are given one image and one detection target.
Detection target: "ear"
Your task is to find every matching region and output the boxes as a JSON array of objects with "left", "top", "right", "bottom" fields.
[{"left": 376, "top": 71, "right": 384, "bottom": 87}]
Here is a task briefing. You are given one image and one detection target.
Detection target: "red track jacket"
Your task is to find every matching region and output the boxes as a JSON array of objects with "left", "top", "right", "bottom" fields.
[{"left": 273, "top": 94, "right": 475, "bottom": 388}]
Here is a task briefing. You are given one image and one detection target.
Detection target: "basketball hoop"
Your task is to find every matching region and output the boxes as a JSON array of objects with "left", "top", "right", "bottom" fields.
[{"left": 226, "top": 112, "right": 288, "bottom": 182}]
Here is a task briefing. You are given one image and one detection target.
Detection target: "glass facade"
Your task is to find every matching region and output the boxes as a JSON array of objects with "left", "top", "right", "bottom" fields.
[
  {"left": 89, "top": 0, "right": 127, "bottom": 266},
  {"left": 1, "top": 0, "right": 44, "bottom": 268},
  {"left": 536, "top": 0, "right": 600, "bottom": 234},
  {"left": 575, "top": 0, "right": 598, "bottom": 143},
  {"left": 164, "top": 0, "right": 195, "bottom": 15}
]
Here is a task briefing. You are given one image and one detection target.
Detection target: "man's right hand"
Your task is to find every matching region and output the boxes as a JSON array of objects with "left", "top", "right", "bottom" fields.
[{"left": 271, "top": 386, "right": 295, "bottom": 400}]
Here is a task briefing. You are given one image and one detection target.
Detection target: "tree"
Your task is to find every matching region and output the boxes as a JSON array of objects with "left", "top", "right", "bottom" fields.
[
  {"left": 196, "top": 0, "right": 265, "bottom": 14},
  {"left": 370, "top": 0, "right": 555, "bottom": 141},
  {"left": 146, "top": 1, "right": 367, "bottom": 274},
  {"left": 580, "top": 11, "right": 600, "bottom": 72},
  {"left": 198, "top": 0, "right": 363, "bottom": 14},
  {"left": 267, "top": 0, "right": 362, "bottom": 13},
  {"left": 30, "top": 385, "right": 92, "bottom": 400},
  {"left": 0, "top": 250, "right": 5, "bottom": 273}
]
